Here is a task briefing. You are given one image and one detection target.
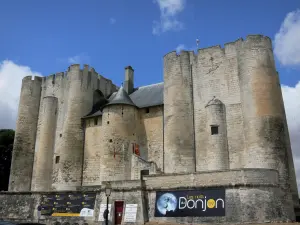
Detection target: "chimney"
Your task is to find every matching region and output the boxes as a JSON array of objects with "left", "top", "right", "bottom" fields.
[{"left": 124, "top": 66, "right": 134, "bottom": 94}]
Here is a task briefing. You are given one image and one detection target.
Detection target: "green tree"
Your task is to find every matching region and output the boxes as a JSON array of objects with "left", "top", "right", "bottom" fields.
[{"left": 0, "top": 129, "right": 15, "bottom": 191}]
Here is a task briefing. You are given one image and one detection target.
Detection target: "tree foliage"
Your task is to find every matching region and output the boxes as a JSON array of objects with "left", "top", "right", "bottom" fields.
[{"left": 0, "top": 129, "right": 14, "bottom": 191}]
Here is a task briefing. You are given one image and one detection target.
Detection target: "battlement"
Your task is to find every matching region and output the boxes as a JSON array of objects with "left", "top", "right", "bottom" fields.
[
  {"left": 67, "top": 64, "right": 98, "bottom": 72},
  {"left": 164, "top": 34, "right": 273, "bottom": 60},
  {"left": 40, "top": 65, "right": 116, "bottom": 89},
  {"left": 22, "top": 75, "right": 43, "bottom": 82}
]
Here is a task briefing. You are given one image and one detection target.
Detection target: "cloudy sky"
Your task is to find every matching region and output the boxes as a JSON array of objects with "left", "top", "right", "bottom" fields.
[{"left": 0, "top": 0, "right": 300, "bottom": 190}]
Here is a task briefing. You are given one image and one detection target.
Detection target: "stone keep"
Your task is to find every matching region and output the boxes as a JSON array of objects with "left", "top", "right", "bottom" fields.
[{"left": 7, "top": 35, "right": 299, "bottom": 223}]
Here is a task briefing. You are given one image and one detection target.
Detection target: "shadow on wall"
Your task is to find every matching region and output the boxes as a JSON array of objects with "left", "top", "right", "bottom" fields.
[
  {"left": 0, "top": 129, "right": 15, "bottom": 191},
  {"left": 138, "top": 111, "right": 148, "bottom": 161}
]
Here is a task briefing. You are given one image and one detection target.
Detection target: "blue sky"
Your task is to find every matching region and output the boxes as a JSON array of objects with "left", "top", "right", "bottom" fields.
[{"left": 0, "top": 0, "right": 299, "bottom": 87}]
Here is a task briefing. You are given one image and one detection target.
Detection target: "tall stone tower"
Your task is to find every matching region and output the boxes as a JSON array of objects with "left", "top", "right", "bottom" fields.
[
  {"left": 162, "top": 35, "right": 299, "bottom": 212},
  {"left": 238, "top": 35, "right": 296, "bottom": 217},
  {"left": 163, "top": 51, "right": 195, "bottom": 173},
  {"left": 8, "top": 76, "right": 42, "bottom": 191},
  {"left": 9, "top": 64, "right": 117, "bottom": 192}
]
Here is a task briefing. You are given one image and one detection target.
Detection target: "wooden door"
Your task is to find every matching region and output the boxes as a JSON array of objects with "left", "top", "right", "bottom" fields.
[{"left": 114, "top": 201, "right": 124, "bottom": 225}]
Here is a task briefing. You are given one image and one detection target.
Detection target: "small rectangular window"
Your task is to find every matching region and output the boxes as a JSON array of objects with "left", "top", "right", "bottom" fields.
[
  {"left": 55, "top": 156, "right": 60, "bottom": 164},
  {"left": 145, "top": 108, "right": 150, "bottom": 113},
  {"left": 211, "top": 125, "right": 219, "bottom": 135},
  {"left": 94, "top": 118, "right": 98, "bottom": 125}
]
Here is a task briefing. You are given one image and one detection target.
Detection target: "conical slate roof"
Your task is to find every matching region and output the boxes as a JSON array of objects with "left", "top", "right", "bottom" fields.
[
  {"left": 205, "top": 96, "right": 223, "bottom": 108},
  {"left": 105, "top": 86, "right": 136, "bottom": 107},
  {"left": 209, "top": 98, "right": 222, "bottom": 105}
]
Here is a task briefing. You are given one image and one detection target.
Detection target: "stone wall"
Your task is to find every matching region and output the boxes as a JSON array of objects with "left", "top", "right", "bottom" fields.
[
  {"left": 1, "top": 170, "right": 294, "bottom": 225},
  {"left": 144, "top": 169, "right": 294, "bottom": 224},
  {"left": 138, "top": 105, "right": 163, "bottom": 170},
  {"left": 0, "top": 181, "right": 147, "bottom": 225},
  {"left": 131, "top": 154, "right": 158, "bottom": 180}
]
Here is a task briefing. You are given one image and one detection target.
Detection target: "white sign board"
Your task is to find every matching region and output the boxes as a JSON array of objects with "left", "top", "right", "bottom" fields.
[
  {"left": 124, "top": 204, "right": 138, "bottom": 223},
  {"left": 98, "top": 204, "right": 112, "bottom": 221},
  {"left": 80, "top": 208, "right": 94, "bottom": 217}
]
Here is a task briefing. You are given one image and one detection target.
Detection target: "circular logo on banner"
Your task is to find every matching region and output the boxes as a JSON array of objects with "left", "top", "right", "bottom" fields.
[
  {"left": 156, "top": 193, "right": 177, "bottom": 215},
  {"left": 207, "top": 199, "right": 216, "bottom": 209}
]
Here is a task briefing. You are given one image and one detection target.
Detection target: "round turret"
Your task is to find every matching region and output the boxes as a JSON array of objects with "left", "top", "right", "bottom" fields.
[
  {"left": 31, "top": 96, "right": 58, "bottom": 191},
  {"left": 99, "top": 86, "right": 138, "bottom": 182},
  {"left": 204, "top": 98, "right": 229, "bottom": 171},
  {"left": 9, "top": 76, "right": 42, "bottom": 192},
  {"left": 237, "top": 35, "right": 294, "bottom": 219}
]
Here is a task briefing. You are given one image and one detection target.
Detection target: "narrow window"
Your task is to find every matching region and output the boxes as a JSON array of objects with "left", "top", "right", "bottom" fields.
[
  {"left": 145, "top": 108, "right": 150, "bottom": 114},
  {"left": 211, "top": 125, "right": 219, "bottom": 135},
  {"left": 55, "top": 156, "right": 60, "bottom": 164},
  {"left": 109, "top": 139, "right": 113, "bottom": 143},
  {"left": 60, "top": 134, "right": 62, "bottom": 137},
  {"left": 107, "top": 121, "right": 110, "bottom": 124},
  {"left": 94, "top": 118, "right": 98, "bottom": 125}
]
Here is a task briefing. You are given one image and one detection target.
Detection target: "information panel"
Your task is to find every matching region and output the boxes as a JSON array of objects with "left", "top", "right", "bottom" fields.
[
  {"left": 154, "top": 189, "right": 225, "bottom": 217},
  {"left": 124, "top": 204, "right": 138, "bottom": 222},
  {"left": 40, "top": 192, "right": 96, "bottom": 217}
]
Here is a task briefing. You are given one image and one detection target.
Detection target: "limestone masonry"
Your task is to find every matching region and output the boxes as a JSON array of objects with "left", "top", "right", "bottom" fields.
[{"left": 2, "top": 34, "right": 300, "bottom": 224}]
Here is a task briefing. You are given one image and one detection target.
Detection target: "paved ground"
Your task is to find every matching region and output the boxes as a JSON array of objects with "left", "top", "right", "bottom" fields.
[{"left": 146, "top": 223, "right": 300, "bottom": 225}]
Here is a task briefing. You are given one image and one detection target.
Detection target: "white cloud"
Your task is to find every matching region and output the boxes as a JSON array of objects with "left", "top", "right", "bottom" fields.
[
  {"left": 0, "top": 60, "right": 42, "bottom": 129},
  {"left": 176, "top": 44, "right": 185, "bottom": 53},
  {"left": 282, "top": 82, "right": 300, "bottom": 193},
  {"left": 152, "top": 0, "right": 185, "bottom": 35},
  {"left": 67, "top": 53, "right": 90, "bottom": 64},
  {"left": 274, "top": 9, "right": 300, "bottom": 66},
  {"left": 110, "top": 17, "right": 116, "bottom": 25},
  {"left": 175, "top": 43, "right": 198, "bottom": 53}
]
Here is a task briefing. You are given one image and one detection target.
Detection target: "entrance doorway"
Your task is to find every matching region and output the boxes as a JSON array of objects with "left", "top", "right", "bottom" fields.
[
  {"left": 114, "top": 201, "right": 124, "bottom": 225},
  {"left": 140, "top": 169, "right": 149, "bottom": 179}
]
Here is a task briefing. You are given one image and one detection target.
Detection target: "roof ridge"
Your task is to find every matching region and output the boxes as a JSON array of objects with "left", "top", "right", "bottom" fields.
[{"left": 136, "top": 82, "right": 164, "bottom": 89}]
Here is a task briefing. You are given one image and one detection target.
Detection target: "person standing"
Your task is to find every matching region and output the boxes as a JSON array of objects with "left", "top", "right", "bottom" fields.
[{"left": 102, "top": 209, "right": 111, "bottom": 225}]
